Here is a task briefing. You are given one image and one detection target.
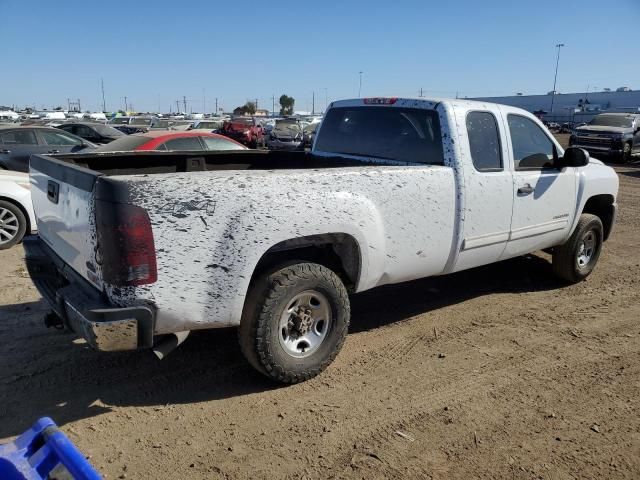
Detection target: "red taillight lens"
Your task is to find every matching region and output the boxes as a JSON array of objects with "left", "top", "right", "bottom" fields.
[{"left": 96, "top": 200, "right": 157, "bottom": 286}]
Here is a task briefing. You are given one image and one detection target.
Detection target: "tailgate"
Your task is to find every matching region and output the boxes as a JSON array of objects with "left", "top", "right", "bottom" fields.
[{"left": 30, "top": 154, "right": 103, "bottom": 289}]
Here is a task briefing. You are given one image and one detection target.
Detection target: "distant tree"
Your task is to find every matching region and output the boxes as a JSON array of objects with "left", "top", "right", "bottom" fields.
[
  {"left": 279, "top": 95, "right": 295, "bottom": 116},
  {"left": 233, "top": 101, "right": 257, "bottom": 116},
  {"left": 53, "top": 106, "right": 63, "bottom": 111}
]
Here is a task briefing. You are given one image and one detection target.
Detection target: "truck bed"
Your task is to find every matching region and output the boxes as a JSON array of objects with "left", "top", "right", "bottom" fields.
[{"left": 48, "top": 150, "right": 373, "bottom": 176}]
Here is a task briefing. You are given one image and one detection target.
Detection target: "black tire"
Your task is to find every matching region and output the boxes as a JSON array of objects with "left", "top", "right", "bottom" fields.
[
  {"left": 621, "top": 142, "right": 632, "bottom": 163},
  {"left": 0, "top": 200, "right": 27, "bottom": 250},
  {"left": 239, "top": 262, "right": 350, "bottom": 384},
  {"left": 552, "top": 213, "right": 603, "bottom": 283}
]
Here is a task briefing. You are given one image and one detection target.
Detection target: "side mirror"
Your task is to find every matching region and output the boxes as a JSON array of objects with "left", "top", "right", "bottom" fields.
[{"left": 561, "top": 146, "right": 590, "bottom": 167}]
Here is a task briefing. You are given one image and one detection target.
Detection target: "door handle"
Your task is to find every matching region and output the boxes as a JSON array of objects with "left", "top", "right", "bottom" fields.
[
  {"left": 0, "top": 149, "right": 10, "bottom": 154},
  {"left": 517, "top": 184, "right": 534, "bottom": 195},
  {"left": 48, "top": 149, "right": 60, "bottom": 154}
]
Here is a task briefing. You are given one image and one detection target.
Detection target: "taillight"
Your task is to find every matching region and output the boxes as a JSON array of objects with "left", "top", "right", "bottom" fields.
[{"left": 96, "top": 200, "right": 157, "bottom": 286}]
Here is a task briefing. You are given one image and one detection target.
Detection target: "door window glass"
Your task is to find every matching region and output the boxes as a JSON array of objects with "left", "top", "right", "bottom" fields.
[
  {"left": 466, "top": 111, "right": 502, "bottom": 171},
  {"left": 40, "top": 130, "right": 83, "bottom": 146},
  {"left": 0, "top": 130, "right": 38, "bottom": 145},
  {"left": 507, "top": 115, "right": 556, "bottom": 170}
]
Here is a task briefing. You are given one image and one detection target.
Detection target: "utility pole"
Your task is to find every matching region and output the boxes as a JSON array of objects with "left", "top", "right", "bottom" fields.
[
  {"left": 101, "top": 78, "right": 106, "bottom": 112},
  {"left": 358, "top": 71, "right": 363, "bottom": 98},
  {"left": 312, "top": 91, "right": 315, "bottom": 115},
  {"left": 124, "top": 96, "right": 128, "bottom": 112},
  {"left": 549, "top": 43, "right": 565, "bottom": 118},
  {"left": 324, "top": 88, "right": 328, "bottom": 112},
  {"left": 419, "top": 88, "right": 424, "bottom": 97},
  {"left": 255, "top": 98, "right": 258, "bottom": 111},
  {"left": 176, "top": 100, "right": 180, "bottom": 113},
  {"left": 272, "top": 95, "right": 275, "bottom": 116},
  {"left": 183, "top": 96, "right": 187, "bottom": 114},
  {"left": 215, "top": 97, "right": 218, "bottom": 114}
]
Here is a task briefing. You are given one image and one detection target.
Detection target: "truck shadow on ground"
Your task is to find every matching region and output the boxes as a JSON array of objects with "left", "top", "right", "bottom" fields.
[{"left": 0, "top": 253, "right": 563, "bottom": 438}]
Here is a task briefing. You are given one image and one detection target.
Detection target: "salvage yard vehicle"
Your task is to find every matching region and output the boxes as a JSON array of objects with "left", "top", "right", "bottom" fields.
[
  {"left": 267, "top": 118, "right": 305, "bottom": 150},
  {"left": 93, "top": 131, "right": 247, "bottom": 152},
  {"left": 0, "top": 126, "right": 95, "bottom": 172},
  {"left": 220, "top": 116, "right": 265, "bottom": 148},
  {"left": 569, "top": 113, "right": 640, "bottom": 163},
  {"left": 24, "top": 97, "right": 618, "bottom": 384},
  {"left": 57, "top": 122, "right": 125, "bottom": 144},
  {"left": 0, "top": 170, "right": 36, "bottom": 249}
]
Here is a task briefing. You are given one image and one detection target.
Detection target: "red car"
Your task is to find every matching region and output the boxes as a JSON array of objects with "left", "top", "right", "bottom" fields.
[
  {"left": 220, "top": 117, "right": 265, "bottom": 148},
  {"left": 94, "top": 131, "right": 247, "bottom": 152}
]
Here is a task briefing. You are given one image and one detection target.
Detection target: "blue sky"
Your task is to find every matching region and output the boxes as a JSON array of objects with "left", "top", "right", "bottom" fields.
[{"left": 2, "top": 0, "right": 638, "bottom": 113}]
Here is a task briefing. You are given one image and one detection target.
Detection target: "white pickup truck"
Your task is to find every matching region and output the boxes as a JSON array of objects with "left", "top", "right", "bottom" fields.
[{"left": 25, "top": 97, "right": 619, "bottom": 383}]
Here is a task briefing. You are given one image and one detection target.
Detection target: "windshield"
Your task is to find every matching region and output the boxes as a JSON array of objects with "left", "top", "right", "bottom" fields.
[
  {"left": 315, "top": 106, "right": 444, "bottom": 165},
  {"left": 109, "top": 117, "right": 130, "bottom": 124},
  {"left": 230, "top": 117, "right": 253, "bottom": 125},
  {"left": 130, "top": 117, "right": 152, "bottom": 126},
  {"left": 93, "top": 124, "right": 124, "bottom": 136},
  {"left": 589, "top": 115, "right": 634, "bottom": 128}
]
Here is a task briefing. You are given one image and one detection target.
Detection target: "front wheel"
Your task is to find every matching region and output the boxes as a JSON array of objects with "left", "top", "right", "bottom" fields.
[
  {"left": 239, "top": 262, "right": 350, "bottom": 383},
  {"left": 552, "top": 214, "right": 603, "bottom": 283}
]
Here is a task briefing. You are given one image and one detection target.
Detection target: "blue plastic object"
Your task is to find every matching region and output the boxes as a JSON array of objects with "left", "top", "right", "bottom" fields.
[{"left": 0, "top": 417, "right": 101, "bottom": 480}]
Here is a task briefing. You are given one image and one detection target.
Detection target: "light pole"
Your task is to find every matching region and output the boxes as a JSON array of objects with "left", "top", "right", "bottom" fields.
[
  {"left": 358, "top": 71, "right": 363, "bottom": 98},
  {"left": 549, "top": 43, "right": 565, "bottom": 118}
]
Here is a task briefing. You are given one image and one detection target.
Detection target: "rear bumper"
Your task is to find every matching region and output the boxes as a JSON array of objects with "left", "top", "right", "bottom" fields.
[{"left": 23, "top": 236, "right": 154, "bottom": 351}]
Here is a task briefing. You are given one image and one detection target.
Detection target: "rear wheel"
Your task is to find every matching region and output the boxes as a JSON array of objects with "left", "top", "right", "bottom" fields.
[
  {"left": 0, "top": 200, "right": 27, "bottom": 250},
  {"left": 239, "top": 262, "right": 350, "bottom": 383},
  {"left": 552, "top": 214, "right": 603, "bottom": 283}
]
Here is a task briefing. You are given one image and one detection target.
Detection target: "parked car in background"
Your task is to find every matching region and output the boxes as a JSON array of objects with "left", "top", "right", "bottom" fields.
[
  {"left": 94, "top": 131, "right": 247, "bottom": 152},
  {"left": 188, "top": 119, "right": 224, "bottom": 131},
  {"left": 0, "top": 126, "right": 95, "bottom": 172},
  {"left": 267, "top": 118, "right": 304, "bottom": 150},
  {"left": 220, "top": 116, "right": 265, "bottom": 148},
  {"left": 108, "top": 116, "right": 153, "bottom": 134},
  {"left": 0, "top": 170, "right": 36, "bottom": 249},
  {"left": 569, "top": 113, "right": 640, "bottom": 162},
  {"left": 303, "top": 121, "right": 320, "bottom": 148},
  {"left": 57, "top": 122, "right": 125, "bottom": 144}
]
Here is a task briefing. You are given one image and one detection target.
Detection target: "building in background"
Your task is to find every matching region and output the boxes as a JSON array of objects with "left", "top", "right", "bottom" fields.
[{"left": 474, "top": 89, "right": 640, "bottom": 123}]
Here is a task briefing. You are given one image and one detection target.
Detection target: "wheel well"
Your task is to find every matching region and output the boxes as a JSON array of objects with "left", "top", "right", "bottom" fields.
[
  {"left": 582, "top": 194, "right": 615, "bottom": 241},
  {"left": 0, "top": 196, "right": 31, "bottom": 234},
  {"left": 252, "top": 233, "right": 361, "bottom": 292}
]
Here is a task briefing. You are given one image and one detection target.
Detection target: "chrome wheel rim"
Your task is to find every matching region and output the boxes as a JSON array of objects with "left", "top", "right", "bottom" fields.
[
  {"left": 0, "top": 207, "right": 19, "bottom": 245},
  {"left": 577, "top": 230, "right": 596, "bottom": 269},
  {"left": 278, "top": 290, "right": 332, "bottom": 358}
]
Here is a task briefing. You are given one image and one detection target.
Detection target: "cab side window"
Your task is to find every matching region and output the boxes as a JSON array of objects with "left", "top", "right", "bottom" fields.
[
  {"left": 466, "top": 111, "right": 502, "bottom": 171},
  {"left": 507, "top": 114, "right": 556, "bottom": 170},
  {"left": 1, "top": 130, "right": 38, "bottom": 145}
]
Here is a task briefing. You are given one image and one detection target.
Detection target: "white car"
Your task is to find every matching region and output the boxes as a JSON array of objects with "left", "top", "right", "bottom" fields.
[{"left": 0, "top": 170, "right": 36, "bottom": 249}]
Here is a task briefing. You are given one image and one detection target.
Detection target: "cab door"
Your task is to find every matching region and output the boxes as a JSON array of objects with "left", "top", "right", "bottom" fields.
[
  {"left": 453, "top": 108, "right": 514, "bottom": 272},
  {"left": 500, "top": 110, "right": 576, "bottom": 258}
]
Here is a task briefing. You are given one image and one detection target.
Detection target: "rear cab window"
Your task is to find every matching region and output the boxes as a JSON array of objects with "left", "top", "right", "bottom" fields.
[
  {"left": 315, "top": 106, "right": 444, "bottom": 165},
  {"left": 466, "top": 111, "right": 502, "bottom": 171}
]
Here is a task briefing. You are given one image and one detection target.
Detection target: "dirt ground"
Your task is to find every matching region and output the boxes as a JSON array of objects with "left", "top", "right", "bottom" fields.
[{"left": 1, "top": 147, "right": 639, "bottom": 479}]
